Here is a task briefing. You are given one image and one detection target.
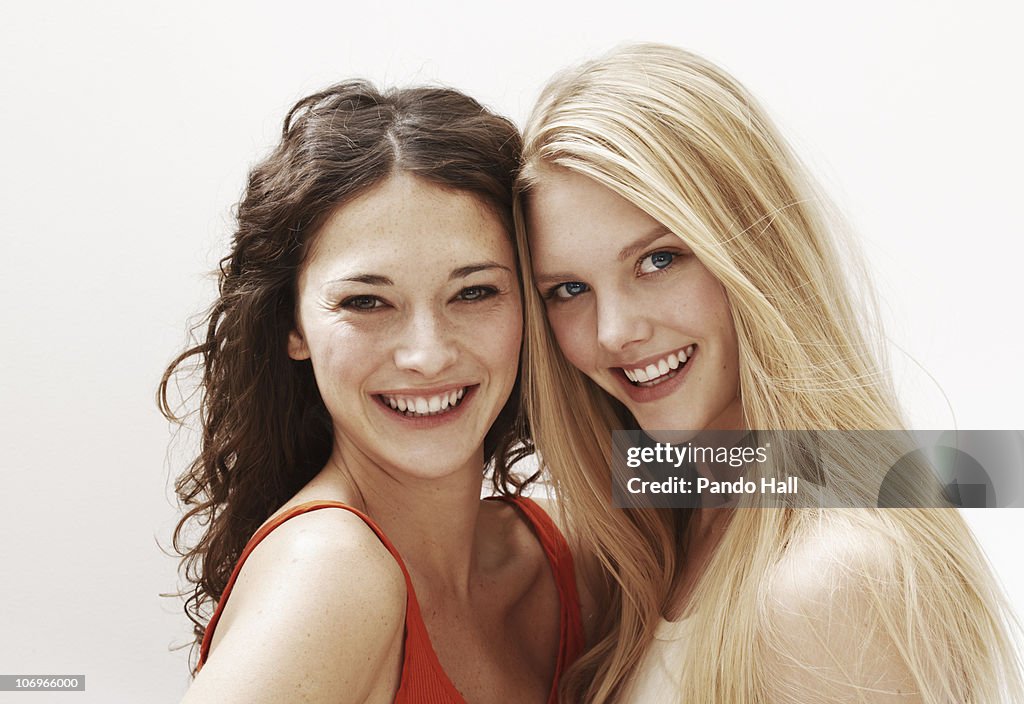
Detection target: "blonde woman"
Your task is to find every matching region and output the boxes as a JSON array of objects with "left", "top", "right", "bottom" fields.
[{"left": 515, "top": 44, "right": 1023, "bottom": 703}]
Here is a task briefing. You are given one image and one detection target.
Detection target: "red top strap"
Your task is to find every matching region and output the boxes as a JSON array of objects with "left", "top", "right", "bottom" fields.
[{"left": 197, "top": 497, "right": 584, "bottom": 703}]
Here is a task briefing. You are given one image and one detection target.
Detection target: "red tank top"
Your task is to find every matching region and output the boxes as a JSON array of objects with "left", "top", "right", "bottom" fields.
[{"left": 197, "top": 496, "right": 584, "bottom": 703}]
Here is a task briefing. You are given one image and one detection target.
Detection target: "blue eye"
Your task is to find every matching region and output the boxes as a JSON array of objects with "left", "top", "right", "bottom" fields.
[
  {"left": 548, "top": 281, "right": 589, "bottom": 300},
  {"left": 639, "top": 251, "right": 676, "bottom": 275},
  {"left": 341, "top": 295, "right": 384, "bottom": 311}
]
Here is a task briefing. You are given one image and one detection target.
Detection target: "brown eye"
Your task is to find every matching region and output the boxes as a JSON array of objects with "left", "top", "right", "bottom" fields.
[
  {"left": 457, "top": 286, "right": 498, "bottom": 301},
  {"left": 341, "top": 295, "right": 384, "bottom": 310}
]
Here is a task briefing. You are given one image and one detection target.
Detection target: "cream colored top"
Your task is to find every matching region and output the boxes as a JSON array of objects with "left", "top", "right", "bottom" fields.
[{"left": 620, "top": 616, "right": 692, "bottom": 702}]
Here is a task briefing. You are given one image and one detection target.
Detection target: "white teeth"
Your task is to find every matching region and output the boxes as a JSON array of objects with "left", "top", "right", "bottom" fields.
[
  {"left": 380, "top": 387, "right": 469, "bottom": 417},
  {"left": 624, "top": 346, "right": 695, "bottom": 386}
]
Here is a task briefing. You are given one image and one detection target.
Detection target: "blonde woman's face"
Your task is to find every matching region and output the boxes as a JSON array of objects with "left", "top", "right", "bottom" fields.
[
  {"left": 527, "top": 168, "right": 742, "bottom": 434},
  {"left": 289, "top": 172, "right": 522, "bottom": 479}
]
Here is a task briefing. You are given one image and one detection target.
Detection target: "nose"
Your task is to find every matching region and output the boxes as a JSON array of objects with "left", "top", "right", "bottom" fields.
[
  {"left": 393, "top": 309, "right": 459, "bottom": 378},
  {"left": 595, "top": 292, "right": 653, "bottom": 353}
]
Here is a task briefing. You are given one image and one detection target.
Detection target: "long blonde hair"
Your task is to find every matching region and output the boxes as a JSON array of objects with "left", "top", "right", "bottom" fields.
[{"left": 515, "top": 43, "right": 1022, "bottom": 703}]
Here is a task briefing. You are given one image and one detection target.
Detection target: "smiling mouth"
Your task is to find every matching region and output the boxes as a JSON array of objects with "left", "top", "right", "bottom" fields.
[
  {"left": 621, "top": 345, "right": 695, "bottom": 387},
  {"left": 377, "top": 387, "right": 470, "bottom": 418}
]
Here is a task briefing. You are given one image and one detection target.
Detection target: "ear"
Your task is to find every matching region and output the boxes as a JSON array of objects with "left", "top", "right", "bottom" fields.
[{"left": 288, "top": 328, "right": 310, "bottom": 360}]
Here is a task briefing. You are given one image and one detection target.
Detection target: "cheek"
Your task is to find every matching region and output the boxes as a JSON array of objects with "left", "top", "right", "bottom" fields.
[
  {"left": 439, "top": 297, "right": 523, "bottom": 387},
  {"left": 683, "top": 267, "right": 735, "bottom": 337},
  {"left": 305, "top": 323, "right": 380, "bottom": 397},
  {"left": 481, "top": 301, "right": 523, "bottom": 378},
  {"left": 689, "top": 278, "right": 740, "bottom": 385},
  {"left": 706, "top": 285, "right": 738, "bottom": 356},
  {"left": 545, "top": 306, "right": 594, "bottom": 372}
]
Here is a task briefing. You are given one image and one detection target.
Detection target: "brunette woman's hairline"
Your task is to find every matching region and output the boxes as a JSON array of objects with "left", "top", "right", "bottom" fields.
[{"left": 159, "top": 79, "right": 533, "bottom": 670}]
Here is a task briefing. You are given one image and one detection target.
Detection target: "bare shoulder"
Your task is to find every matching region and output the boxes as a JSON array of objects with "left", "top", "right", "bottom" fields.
[
  {"left": 182, "top": 507, "right": 406, "bottom": 704},
  {"left": 767, "top": 515, "right": 897, "bottom": 605},
  {"left": 762, "top": 518, "right": 922, "bottom": 703}
]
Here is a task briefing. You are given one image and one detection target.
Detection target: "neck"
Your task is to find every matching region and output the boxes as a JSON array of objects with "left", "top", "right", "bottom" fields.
[
  {"left": 327, "top": 442, "right": 486, "bottom": 597},
  {"left": 686, "top": 506, "right": 732, "bottom": 550},
  {"left": 667, "top": 505, "right": 734, "bottom": 620}
]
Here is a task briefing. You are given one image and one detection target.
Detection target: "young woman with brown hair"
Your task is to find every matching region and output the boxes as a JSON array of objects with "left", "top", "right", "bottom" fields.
[{"left": 161, "top": 81, "right": 583, "bottom": 704}]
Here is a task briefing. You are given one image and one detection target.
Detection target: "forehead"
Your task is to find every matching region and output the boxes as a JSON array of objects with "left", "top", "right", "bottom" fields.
[
  {"left": 304, "top": 172, "right": 513, "bottom": 279},
  {"left": 526, "top": 167, "right": 664, "bottom": 261}
]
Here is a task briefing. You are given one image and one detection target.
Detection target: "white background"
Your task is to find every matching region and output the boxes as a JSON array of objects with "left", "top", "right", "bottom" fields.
[{"left": 1, "top": 1, "right": 1021, "bottom": 701}]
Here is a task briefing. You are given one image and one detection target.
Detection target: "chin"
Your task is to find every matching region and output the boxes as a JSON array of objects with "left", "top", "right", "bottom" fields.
[
  {"left": 390, "top": 447, "right": 480, "bottom": 480},
  {"left": 643, "top": 427, "right": 700, "bottom": 444},
  {"left": 624, "top": 403, "right": 684, "bottom": 432}
]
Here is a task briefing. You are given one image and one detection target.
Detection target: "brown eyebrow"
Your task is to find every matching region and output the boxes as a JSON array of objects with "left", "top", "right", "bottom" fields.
[
  {"left": 322, "top": 262, "right": 511, "bottom": 289},
  {"left": 328, "top": 273, "right": 394, "bottom": 286},
  {"left": 450, "top": 262, "right": 513, "bottom": 280}
]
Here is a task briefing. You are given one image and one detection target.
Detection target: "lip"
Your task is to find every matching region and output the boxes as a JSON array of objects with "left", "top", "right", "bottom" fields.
[
  {"left": 372, "top": 384, "right": 478, "bottom": 428},
  {"left": 612, "top": 346, "right": 697, "bottom": 403},
  {"left": 372, "top": 382, "right": 471, "bottom": 397}
]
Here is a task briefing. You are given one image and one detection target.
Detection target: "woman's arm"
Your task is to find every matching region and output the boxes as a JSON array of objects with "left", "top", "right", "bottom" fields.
[{"left": 180, "top": 508, "right": 406, "bottom": 704}]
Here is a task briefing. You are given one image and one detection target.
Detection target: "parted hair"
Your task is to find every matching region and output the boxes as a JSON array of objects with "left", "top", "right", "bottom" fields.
[
  {"left": 159, "top": 81, "right": 530, "bottom": 668},
  {"left": 516, "top": 43, "right": 1023, "bottom": 703}
]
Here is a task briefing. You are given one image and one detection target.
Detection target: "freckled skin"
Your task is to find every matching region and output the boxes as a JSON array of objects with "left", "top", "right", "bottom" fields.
[
  {"left": 185, "top": 157, "right": 567, "bottom": 704},
  {"left": 289, "top": 172, "right": 523, "bottom": 479},
  {"left": 527, "top": 167, "right": 742, "bottom": 435}
]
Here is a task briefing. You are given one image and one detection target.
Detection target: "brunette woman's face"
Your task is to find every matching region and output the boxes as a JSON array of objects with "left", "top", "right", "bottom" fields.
[
  {"left": 527, "top": 168, "right": 742, "bottom": 435},
  {"left": 289, "top": 172, "right": 522, "bottom": 479}
]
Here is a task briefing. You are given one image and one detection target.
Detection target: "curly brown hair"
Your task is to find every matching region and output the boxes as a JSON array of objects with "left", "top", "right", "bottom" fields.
[{"left": 159, "top": 81, "right": 533, "bottom": 668}]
